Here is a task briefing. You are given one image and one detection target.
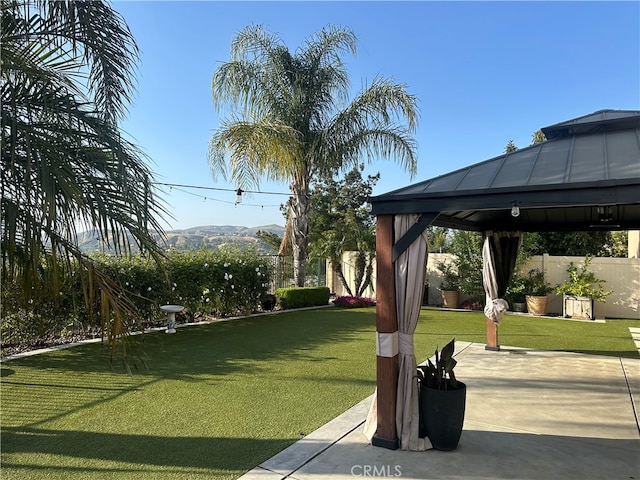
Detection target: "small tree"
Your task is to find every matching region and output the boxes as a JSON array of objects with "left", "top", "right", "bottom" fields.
[
  {"left": 255, "top": 230, "right": 284, "bottom": 253},
  {"left": 531, "top": 129, "right": 546, "bottom": 144},
  {"left": 308, "top": 167, "right": 378, "bottom": 297},
  {"left": 504, "top": 140, "right": 518, "bottom": 153},
  {"left": 428, "top": 226, "right": 450, "bottom": 253},
  {"left": 446, "top": 230, "right": 484, "bottom": 302},
  {"left": 436, "top": 261, "right": 460, "bottom": 291}
]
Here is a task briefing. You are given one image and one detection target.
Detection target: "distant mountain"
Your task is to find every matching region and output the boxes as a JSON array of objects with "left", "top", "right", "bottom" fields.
[
  {"left": 169, "top": 224, "right": 284, "bottom": 236},
  {"left": 77, "top": 224, "right": 285, "bottom": 254}
]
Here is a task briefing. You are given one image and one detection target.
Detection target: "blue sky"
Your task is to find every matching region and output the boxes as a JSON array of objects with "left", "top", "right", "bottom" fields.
[{"left": 115, "top": 1, "right": 640, "bottom": 230}]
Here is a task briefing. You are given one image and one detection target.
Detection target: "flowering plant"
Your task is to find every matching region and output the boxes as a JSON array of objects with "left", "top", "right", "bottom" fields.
[
  {"left": 333, "top": 296, "right": 376, "bottom": 308},
  {"left": 460, "top": 299, "right": 483, "bottom": 311}
]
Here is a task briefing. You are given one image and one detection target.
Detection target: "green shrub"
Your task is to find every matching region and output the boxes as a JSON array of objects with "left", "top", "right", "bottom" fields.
[
  {"left": 275, "top": 286, "right": 331, "bottom": 309},
  {"left": 1, "top": 259, "right": 90, "bottom": 346},
  {"left": 505, "top": 274, "right": 528, "bottom": 304},
  {"left": 523, "top": 268, "right": 554, "bottom": 296},
  {"left": 95, "top": 246, "right": 274, "bottom": 319},
  {"left": 1, "top": 246, "right": 274, "bottom": 347},
  {"left": 555, "top": 256, "right": 612, "bottom": 303}
]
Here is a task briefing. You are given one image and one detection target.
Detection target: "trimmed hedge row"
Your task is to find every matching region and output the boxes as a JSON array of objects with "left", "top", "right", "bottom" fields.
[
  {"left": 275, "top": 286, "right": 331, "bottom": 309},
  {"left": 95, "top": 248, "right": 274, "bottom": 320}
]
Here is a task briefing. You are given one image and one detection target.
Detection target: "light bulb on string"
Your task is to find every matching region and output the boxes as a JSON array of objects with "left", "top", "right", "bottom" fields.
[{"left": 511, "top": 202, "right": 520, "bottom": 218}]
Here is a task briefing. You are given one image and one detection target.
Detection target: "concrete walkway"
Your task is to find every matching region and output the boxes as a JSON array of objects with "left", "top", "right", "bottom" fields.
[{"left": 241, "top": 342, "right": 640, "bottom": 480}]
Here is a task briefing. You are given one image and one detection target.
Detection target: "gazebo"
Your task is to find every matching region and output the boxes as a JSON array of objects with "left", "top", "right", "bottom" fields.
[{"left": 366, "top": 109, "right": 640, "bottom": 451}]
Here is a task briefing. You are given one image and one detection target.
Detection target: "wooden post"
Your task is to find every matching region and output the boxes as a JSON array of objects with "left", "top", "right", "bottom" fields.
[
  {"left": 372, "top": 215, "right": 399, "bottom": 450},
  {"left": 485, "top": 317, "right": 500, "bottom": 351}
]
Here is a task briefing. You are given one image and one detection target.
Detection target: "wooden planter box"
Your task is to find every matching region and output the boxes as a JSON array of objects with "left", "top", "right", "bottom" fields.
[{"left": 562, "top": 295, "right": 594, "bottom": 320}]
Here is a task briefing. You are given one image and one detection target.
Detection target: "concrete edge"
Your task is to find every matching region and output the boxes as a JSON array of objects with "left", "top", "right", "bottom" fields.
[
  {"left": 238, "top": 395, "right": 374, "bottom": 479},
  {"left": 240, "top": 341, "right": 477, "bottom": 479}
]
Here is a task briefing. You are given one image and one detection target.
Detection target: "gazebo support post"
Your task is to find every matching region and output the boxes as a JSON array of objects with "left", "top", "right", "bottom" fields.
[
  {"left": 485, "top": 317, "right": 500, "bottom": 351},
  {"left": 372, "top": 214, "right": 399, "bottom": 450}
]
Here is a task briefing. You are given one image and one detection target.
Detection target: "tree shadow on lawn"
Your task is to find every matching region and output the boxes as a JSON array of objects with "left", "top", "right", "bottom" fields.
[
  {"left": 1, "top": 308, "right": 378, "bottom": 473},
  {"left": 9, "top": 308, "right": 376, "bottom": 378},
  {"left": 1, "top": 426, "right": 296, "bottom": 473}
]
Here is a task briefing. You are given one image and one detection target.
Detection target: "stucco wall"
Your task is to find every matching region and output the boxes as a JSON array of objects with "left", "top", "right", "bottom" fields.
[
  {"left": 521, "top": 255, "right": 640, "bottom": 319},
  {"left": 629, "top": 230, "right": 640, "bottom": 258},
  {"left": 329, "top": 253, "right": 640, "bottom": 320}
]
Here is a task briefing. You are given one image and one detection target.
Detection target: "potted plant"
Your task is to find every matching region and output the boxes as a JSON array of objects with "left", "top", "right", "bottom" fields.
[
  {"left": 436, "top": 261, "right": 460, "bottom": 308},
  {"left": 417, "top": 338, "right": 466, "bottom": 451},
  {"left": 555, "top": 256, "right": 612, "bottom": 320},
  {"left": 260, "top": 293, "right": 277, "bottom": 311},
  {"left": 505, "top": 274, "right": 527, "bottom": 312},
  {"left": 523, "top": 268, "right": 553, "bottom": 315}
]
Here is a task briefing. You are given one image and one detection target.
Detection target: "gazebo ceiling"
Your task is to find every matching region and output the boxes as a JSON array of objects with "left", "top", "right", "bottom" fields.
[{"left": 369, "top": 109, "right": 640, "bottom": 232}]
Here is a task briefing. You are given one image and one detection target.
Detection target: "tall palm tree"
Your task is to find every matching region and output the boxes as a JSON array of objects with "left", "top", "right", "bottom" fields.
[
  {"left": 209, "top": 24, "right": 418, "bottom": 286},
  {"left": 1, "top": 0, "right": 167, "bottom": 358}
]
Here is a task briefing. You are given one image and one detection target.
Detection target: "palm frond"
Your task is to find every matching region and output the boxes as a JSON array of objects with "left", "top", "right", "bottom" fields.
[
  {"left": 2, "top": 0, "right": 168, "bottom": 360},
  {"left": 208, "top": 119, "right": 302, "bottom": 188},
  {"left": 43, "top": 0, "right": 139, "bottom": 123}
]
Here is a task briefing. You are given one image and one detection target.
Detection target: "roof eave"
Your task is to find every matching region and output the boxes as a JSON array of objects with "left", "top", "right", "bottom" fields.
[{"left": 369, "top": 179, "right": 640, "bottom": 216}]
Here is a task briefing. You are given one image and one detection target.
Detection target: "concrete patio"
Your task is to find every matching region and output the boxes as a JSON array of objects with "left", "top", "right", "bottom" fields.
[{"left": 240, "top": 342, "right": 640, "bottom": 480}]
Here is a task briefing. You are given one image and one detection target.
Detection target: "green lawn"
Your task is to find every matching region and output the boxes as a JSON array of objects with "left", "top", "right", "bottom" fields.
[{"left": 1, "top": 307, "right": 637, "bottom": 479}]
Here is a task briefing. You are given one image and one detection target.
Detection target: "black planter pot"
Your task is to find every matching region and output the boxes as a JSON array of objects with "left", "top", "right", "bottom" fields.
[{"left": 419, "top": 381, "right": 466, "bottom": 451}]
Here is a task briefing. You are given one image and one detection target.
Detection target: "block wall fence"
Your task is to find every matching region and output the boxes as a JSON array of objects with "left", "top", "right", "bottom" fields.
[{"left": 327, "top": 252, "right": 640, "bottom": 320}]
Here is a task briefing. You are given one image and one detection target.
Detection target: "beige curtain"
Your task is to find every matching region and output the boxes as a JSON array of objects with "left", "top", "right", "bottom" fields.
[
  {"left": 363, "top": 214, "right": 432, "bottom": 449},
  {"left": 394, "top": 214, "right": 431, "bottom": 451},
  {"left": 363, "top": 392, "right": 377, "bottom": 441}
]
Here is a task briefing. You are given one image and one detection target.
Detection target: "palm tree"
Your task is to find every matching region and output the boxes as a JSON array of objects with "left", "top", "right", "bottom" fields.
[
  {"left": 1, "top": 0, "right": 167, "bottom": 359},
  {"left": 209, "top": 24, "right": 418, "bottom": 286}
]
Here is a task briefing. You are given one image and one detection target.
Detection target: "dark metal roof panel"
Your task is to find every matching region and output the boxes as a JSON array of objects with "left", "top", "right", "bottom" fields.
[
  {"left": 376, "top": 119, "right": 640, "bottom": 199},
  {"left": 570, "top": 134, "right": 605, "bottom": 182},
  {"left": 455, "top": 158, "right": 502, "bottom": 190},
  {"left": 607, "top": 129, "right": 640, "bottom": 177},
  {"left": 529, "top": 138, "right": 572, "bottom": 185},
  {"left": 542, "top": 109, "right": 640, "bottom": 140},
  {"left": 370, "top": 110, "right": 640, "bottom": 232},
  {"left": 490, "top": 147, "right": 539, "bottom": 188}
]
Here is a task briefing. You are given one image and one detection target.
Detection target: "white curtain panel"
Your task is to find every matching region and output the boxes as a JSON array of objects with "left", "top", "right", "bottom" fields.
[{"left": 394, "top": 214, "right": 431, "bottom": 451}]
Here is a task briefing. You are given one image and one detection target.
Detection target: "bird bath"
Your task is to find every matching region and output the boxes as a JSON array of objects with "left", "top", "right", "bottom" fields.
[{"left": 160, "top": 305, "right": 184, "bottom": 333}]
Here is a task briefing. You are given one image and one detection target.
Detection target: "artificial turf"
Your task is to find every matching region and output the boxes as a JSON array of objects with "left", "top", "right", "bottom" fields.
[{"left": 1, "top": 307, "right": 637, "bottom": 479}]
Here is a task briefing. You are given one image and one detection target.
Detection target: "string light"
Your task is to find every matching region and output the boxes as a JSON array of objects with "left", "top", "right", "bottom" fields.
[
  {"left": 159, "top": 183, "right": 284, "bottom": 208},
  {"left": 511, "top": 202, "right": 520, "bottom": 218},
  {"left": 154, "top": 182, "right": 289, "bottom": 196},
  {"left": 155, "top": 181, "right": 356, "bottom": 210}
]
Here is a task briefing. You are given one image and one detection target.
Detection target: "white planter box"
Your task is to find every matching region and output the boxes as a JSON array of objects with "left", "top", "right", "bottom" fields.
[{"left": 562, "top": 295, "right": 594, "bottom": 320}]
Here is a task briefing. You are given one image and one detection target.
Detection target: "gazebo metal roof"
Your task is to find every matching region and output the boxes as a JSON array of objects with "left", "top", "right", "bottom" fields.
[{"left": 369, "top": 109, "right": 640, "bottom": 232}]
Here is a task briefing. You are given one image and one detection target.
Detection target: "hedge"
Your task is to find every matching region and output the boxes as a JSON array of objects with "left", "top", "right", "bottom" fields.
[
  {"left": 275, "top": 286, "right": 331, "bottom": 309},
  {"left": 1, "top": 246, "right": 273, "bottom": 346}
]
